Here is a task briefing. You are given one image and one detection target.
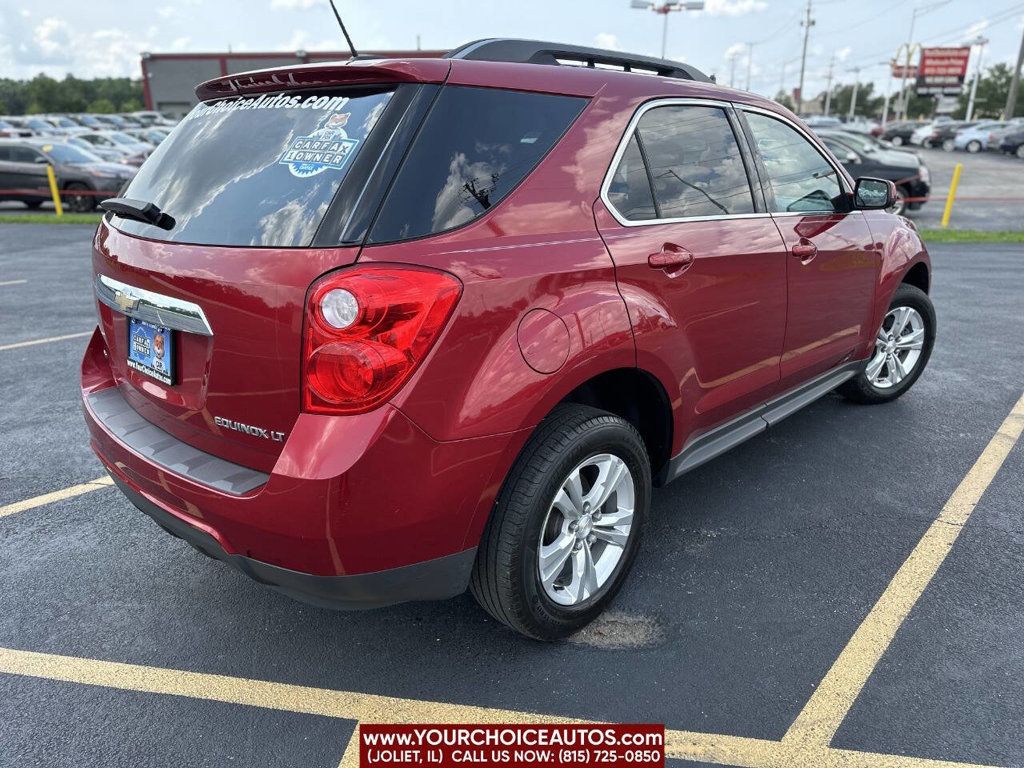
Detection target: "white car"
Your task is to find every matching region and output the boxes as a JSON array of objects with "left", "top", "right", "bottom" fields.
[{"left": 910, "top": 124, "right": 936, "bottom": 146}]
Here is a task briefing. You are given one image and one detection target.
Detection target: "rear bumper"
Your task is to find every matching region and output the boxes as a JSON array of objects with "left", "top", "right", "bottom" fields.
[
  {"left": 81, "top": 327, "right": 520, "bottom": 607},
  {"left": 111, "top": 474, "right": 476, "bottom": 609}
]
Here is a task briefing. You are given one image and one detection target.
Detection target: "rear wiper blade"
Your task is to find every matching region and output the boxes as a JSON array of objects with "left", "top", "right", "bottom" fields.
[{"left": 99, "top": 197, "right": 175, "bottom": 230}]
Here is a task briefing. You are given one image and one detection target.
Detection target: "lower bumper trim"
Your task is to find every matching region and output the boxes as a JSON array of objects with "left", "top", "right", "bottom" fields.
[{"left": 111, "top": 476, "right": 477, "bottom": 610}]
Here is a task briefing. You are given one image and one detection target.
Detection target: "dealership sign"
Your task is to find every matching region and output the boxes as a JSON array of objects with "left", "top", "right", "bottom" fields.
[{"left": 915, "top": 47, "right": 971, "bottom": 95}]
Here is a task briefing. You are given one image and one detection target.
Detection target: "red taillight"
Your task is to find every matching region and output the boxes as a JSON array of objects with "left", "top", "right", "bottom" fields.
[{"left": 302, "top": 266, "right": 462, "bottom": 414}]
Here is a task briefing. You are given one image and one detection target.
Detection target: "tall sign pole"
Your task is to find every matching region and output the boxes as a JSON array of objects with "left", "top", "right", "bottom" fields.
[{"left": 965, "top": 37, "right": 988, "bottom": 122}]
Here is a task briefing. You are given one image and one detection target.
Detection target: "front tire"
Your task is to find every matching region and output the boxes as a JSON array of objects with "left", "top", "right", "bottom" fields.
[
  {"left": 62, "top": 183, "right": 95, "bottom": 212},
  {"left": 891, "top": 135, "right": 904, "bottom": 146},
  {"left": 966, "top": 140, "right": 982, "bottom": 154},
  {"left": 1016, "top": 145, "right": 1024, "bottom": 160},
  {"left": 839, "top": 283, "right": 936, "bottom": 405},
  {"left": 470, "top": 404, "right": 651, "bottom": 640}
]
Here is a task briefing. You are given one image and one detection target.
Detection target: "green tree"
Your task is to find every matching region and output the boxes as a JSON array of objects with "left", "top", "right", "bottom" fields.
[
  {"left": 0, "top": 76, "right": 142, "bottom": 115},
  {"left": 826, "top": 82, "right": 884, "bottom": 119},
  {"left": 953, "top": 63, "right": 1022, "bottom": 119},
  {"left": 89, "top": 97, "right": 116, "bottom": 114},
  {"left": 774, "top": 91, "right": 795, "bottom": 112}
]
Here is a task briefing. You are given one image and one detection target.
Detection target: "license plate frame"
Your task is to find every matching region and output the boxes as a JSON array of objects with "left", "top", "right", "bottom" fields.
[{"left": 127, "top": 317, "right": 175, "bottom": 385}]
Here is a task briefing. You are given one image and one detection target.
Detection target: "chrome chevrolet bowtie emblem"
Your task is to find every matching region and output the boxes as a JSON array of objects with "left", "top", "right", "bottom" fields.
[{"left": 113, "top": 289, "right": 138, "bottom": 313}]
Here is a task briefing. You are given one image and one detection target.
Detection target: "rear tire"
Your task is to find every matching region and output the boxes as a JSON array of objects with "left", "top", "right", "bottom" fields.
[
  {"left": 24, "top": 200, "right": 43, "bottom": 210},
  {"left": 62, "top": 183, "right": 95, "bottom": 212},
  {"left": 966, "top": 140, "right": 982, "bottom": 154},
  {"left": 470, "top": 404, "right": 651, "bottom": 640},
  {"left": 891, "top": 135, "right": 904, "bottom": 146},
  {"left": 942, "top": 139, "right": 955, "bottom": 152},
  {"left": 1017, "top": 145, "right": 1024, "bottom": 160},
  {"left": 839, "top": 283, "right": 935, "bottom": 405}
]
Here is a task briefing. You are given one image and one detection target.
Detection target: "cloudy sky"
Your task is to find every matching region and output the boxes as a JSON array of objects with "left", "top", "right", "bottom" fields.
[{"left": 1, "top": 0, "right": 1022, "bottom": 98}]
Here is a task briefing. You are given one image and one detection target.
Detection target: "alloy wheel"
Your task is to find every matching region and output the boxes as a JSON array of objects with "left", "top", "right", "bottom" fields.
[
  {"left": 866, "top": 306, "right": 925, "bottom": 389},
  {"left": 537, "top": 453, "right": 635, "bottom": 606}
]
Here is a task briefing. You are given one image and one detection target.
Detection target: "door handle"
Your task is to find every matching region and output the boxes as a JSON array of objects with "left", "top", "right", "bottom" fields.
[
  {"left": 648, "top": 243, "right": 694, "bottom": 273},
  {"left": 791, "top": 242, "right": 818, "bottom": 261}
]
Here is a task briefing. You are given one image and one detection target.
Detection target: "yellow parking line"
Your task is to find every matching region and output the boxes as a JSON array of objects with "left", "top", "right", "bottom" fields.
[
  {"left": 0, "top": 331, "right": 91, "bottom": 352},
  {"left": 784, "top": 392, "right": 1024, "bottom": 747},
  {"left": 0, "top": 476, "right": 113, "bottom": 519},
  {"left": 0, "top": 646, "right": 1000, "bottom": 768},
  {"left": 0, "top": 279, "right": 28, "bottom": 286}
]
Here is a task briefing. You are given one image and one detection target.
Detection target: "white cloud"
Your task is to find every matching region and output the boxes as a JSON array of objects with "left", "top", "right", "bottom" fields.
[
  {"left": 836, "top": 46, "right": 852, "bottom": 63},
  {"left": 594, "top": 33, "right": 622, "bottom": 51},
  {"left": 34, "top": 18, "right": 72, "bottom": 58},
  {"left": 704, "top": 0, "right": 767, "bottom": 16},
  {"left": 270, "top": 0, "right": 321, "bottom": 9},
  {"left": 724, "top": 42, "right": 747, "bottom": 60}
]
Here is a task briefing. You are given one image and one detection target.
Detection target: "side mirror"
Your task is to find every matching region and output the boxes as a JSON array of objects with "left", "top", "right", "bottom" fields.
[{"left": 854, "top": 177, "right": 895, "bottom": 210}]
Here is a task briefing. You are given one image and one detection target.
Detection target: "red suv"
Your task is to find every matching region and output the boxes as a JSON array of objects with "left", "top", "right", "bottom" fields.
[{"left": 82, "top": 40, "right": 935, "bottom": 640}]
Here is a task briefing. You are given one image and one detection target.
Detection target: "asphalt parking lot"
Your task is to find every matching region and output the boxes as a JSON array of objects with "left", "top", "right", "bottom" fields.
[{"left": 1, "top": 224, "right": 1022, "bottom": 768}]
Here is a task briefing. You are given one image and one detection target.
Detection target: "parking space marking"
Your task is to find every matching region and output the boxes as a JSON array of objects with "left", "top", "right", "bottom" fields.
[
  {"left": 0, "top": 279, "right": 27, "bottom": 286},
  {"left": 0, "top": 331, "right": 91, "bottom": 352},
  {"left": 783, "top": 392, "right": 1024, "bottom": 748},
  {"left": 0, "top": 476, "right": 113, "bottom": 519},
  {"left": 0, "top": 646, "right": 1000, "bottom": 768}
]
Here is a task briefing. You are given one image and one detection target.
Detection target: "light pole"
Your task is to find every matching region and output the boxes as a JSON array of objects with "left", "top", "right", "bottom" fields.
[
  {"left": 965, "top": 36, "right": 988, "bottom": 121},
  {"left": 848, "top": 66, "right": 861, "bottom": 120},
  {"left": 823, "top": 54, "right": 835, "bottom": 116},
  {"left": 745, "top": 42, "right": 756, "bottom": 91},
  {"left": 630, "top": 1, "right": 706, "bottom": 60},
  {"left": 881, "top": 59, "right": 897, "bottom": 125}
]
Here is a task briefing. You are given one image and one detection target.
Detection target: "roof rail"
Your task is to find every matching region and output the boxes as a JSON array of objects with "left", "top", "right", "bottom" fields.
[{"left": 446, "top": 39, "right": 711, "bottom": 83}]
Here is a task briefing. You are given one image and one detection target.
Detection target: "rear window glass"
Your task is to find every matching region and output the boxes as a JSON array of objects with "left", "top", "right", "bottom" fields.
[
  {"left": 112, "top": 88, "right": 394, "bottom": 247},
  {"left": 368, "top": 86, "right": 586, "bottom": 243}
]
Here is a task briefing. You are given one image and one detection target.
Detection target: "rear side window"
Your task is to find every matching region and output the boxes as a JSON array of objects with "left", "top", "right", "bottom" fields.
[
  {"left": 744, "top": 112, "right": 844, "bottom": 214},
  {"left": 605, "top": 105, "right": 755, "bottom": 222},
  {"left": 368, "top": 86, "right": 586, "bottom": 243},
  {"left": 113, "top": 88, "right": 394, "bottom": 247}
]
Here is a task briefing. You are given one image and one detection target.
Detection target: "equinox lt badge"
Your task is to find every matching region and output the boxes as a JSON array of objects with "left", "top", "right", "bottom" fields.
[{"left": 214, "top": 416, "right": 286, "bottom": 442}]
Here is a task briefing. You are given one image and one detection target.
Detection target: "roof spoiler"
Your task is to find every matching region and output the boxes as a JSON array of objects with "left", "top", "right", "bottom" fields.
[
  {"left": 195, "top": 59, "right": 450, "bottom": 102},
  {"left": 446, "top": 38, "right": 711, "bottom": 83}
]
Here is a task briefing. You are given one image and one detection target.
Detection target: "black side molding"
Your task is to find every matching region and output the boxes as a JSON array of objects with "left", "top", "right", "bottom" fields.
[{"left": 657, "top": 360, "right": 864, "bottom": 485}]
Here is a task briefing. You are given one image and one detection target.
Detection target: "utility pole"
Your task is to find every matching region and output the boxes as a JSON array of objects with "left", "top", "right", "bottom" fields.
[
  {"left": 823, "top": 54, "right": 835, "bottom": 116},
  {"left": 848, "top": 66, "right": 861, "bottom": 120},
  {"left": 965, "top": 36, "right": 988, "bottom": 122},
  {"left": 882, "top": 59, "right": 895, "bottom": 125},
  {"left": 729, "top": 51, "right": 739, "bottom": 88},
  {"left": 797, "top": 0, "right": 814, "bottom": 115},
  {"left": 899, "top": 1, "right": 951, "bottom": 120},
  {"left": 1006, "top": 22, "right": 1024, "bottom": 118},
  {"left": 745, "top": 42, "right": 756, "bottom": 91}
]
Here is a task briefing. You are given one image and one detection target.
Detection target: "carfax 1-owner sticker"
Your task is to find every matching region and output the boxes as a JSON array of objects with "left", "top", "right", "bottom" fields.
[{"left": 279, "top": 112, "right": 359, "bottom": 178}]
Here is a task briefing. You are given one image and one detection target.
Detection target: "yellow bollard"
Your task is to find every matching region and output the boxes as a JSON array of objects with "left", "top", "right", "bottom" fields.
[
  {"left": 940, "top": 162, "right": 962, "bottom": 229},
  {"left": 45, "top": 165, "right": 64, "bottom": 218}
]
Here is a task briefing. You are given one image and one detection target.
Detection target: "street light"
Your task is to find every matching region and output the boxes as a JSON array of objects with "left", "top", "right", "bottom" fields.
[
  {"left": 630, "top": 1, "right": 705, "bottom": 59},
  {"left": 898, "top": 0, "right": 952, "bottom": 120}
]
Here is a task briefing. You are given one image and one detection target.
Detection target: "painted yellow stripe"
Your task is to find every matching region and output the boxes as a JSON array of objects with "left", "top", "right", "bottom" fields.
[
  {"left": 0, "top": 279, "right": 28, "bottom": 286},
  {"left": 0, "top": 476, "right": 113, "bottom": 519},
  {"left": 338, "top": 726, "right": 360, "bottom": 768},
  {"left": 0, "top": 331, "right": 91, "bottom": 351},
  {"left": 0, "top": 646, "right": 1000, "bottom": 768},
  {"left": 784, "top": 392, "right": 1024, "bottom": 747}
]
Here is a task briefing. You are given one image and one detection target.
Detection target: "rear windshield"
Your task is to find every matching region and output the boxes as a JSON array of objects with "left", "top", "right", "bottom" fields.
[
  {"left": 112, "top": 88, "right": 394, "bottom": 247},
  {"left": 368, "top": 86, "right": 586, "bottom": 243}
]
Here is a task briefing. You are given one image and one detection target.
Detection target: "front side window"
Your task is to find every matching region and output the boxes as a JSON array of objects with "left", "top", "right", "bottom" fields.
[
  {"left": 632, "top": 105, "right": 755, "bottom": 219},
  {"left": 113, "top": 88, "right": 394, "bottom": 247},
  {"left": 368, "top": 86, "right": 586, "bottom": 243},
  {"left": 744, "top": 112, "right": 844, "bottom": 214}
]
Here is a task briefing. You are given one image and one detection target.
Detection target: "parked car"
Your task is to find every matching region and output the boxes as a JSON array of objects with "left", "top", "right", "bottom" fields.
[
  {"left": 953, "top": 121, "right": 1008, "bottom": 153},
  {"left": 0, "top": 118, "right": 34, "bottom": 138},
  {"left": 0, "top": 138, "right": 135, "bottom": 211},
  {"left": 931, "top": 121, "right": 979, "bottom": 151},
  {"left": 841, "top": 118, "right": 880, "bottom": 135},
  {"left": 997, "top": 127, "right": 1024, "bottom": 159},
  {"left": 880, "top": 121, "right": 918, "bottom": 146},
  {"left": 985, "top": 123, "right": 1024, "bottom": 152},
  {"left": 818, "top": 130, "right": 929, "bottom": 215},
  {"left": 82, "top": 40, "right": 935, "bottom": 640},
  {"left": 803, "top": 115, "right": 842, "bottom": 129},
  {"left": 77, "top": 131, "right": 152, "bottom": 164},
  {"left": 125, "top": 127, "right": 169, "bottom": 146},
  {"left": 67, "top": 135, "right": 132, "bottom": 164}
]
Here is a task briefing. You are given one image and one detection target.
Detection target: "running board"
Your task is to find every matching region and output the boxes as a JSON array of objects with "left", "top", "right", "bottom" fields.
[{"left": 658, "top": 361, "right": 863, "bottom": 485}]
